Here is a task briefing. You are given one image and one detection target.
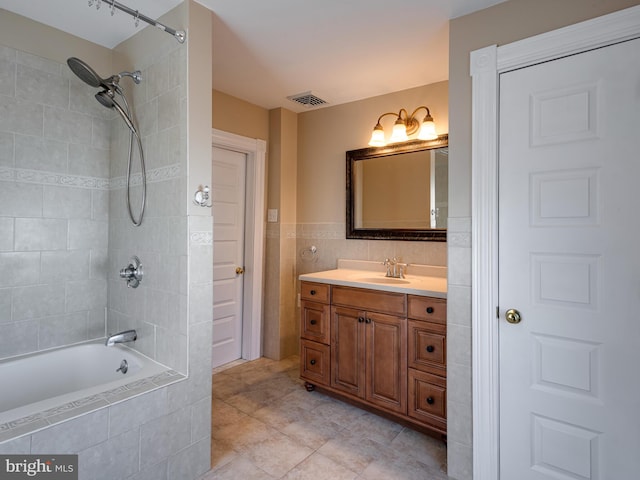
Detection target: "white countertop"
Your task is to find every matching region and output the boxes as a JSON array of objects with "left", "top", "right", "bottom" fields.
[{"left": 299, "top": 260, "right": 447, "bottom": 298}]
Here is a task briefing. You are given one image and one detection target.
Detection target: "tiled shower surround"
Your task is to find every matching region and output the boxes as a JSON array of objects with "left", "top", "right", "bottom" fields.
[
  {"left": 0, "top": 46, "right": 110, "bottom": 359},
  {"left": 0, "top": 2, "right": 213, "bottom": 476}
]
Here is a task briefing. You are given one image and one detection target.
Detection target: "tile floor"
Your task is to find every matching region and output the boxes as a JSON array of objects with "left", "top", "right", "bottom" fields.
[{"left": 199, "top": 356, "right": 448, "bottom": 480}]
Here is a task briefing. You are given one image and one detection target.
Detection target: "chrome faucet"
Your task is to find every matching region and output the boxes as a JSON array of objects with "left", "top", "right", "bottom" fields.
[
  {"left": 105, "top": 329, "right": 137, "bottom": 346},
  {"left": 383, "top": 257, "right": 408, "bottom": 278}
]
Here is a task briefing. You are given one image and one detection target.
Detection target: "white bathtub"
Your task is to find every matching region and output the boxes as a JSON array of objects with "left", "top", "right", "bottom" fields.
[{"left": 0, "top": 341, "right": 179, "bottom": 435}]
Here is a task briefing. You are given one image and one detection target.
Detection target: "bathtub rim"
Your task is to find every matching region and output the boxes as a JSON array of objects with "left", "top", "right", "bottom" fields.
[{"left": 0, "top": 339, "right": 186, "bottom": 444}]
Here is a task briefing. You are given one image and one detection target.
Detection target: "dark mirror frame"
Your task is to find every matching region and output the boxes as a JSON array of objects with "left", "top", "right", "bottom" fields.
[{"left": 346, "top": 134, "right": 448, "bottom": 241}]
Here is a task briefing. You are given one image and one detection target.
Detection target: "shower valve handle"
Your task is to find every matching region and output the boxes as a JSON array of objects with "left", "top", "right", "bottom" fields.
[{"left": 120, "top": 256, "right": 143, "bottom": 288}]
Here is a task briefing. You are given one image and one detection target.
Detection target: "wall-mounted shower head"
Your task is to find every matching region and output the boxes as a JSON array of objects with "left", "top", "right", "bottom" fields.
[
  {"left": 95, "top": 90, "right": 136, "bottom": 133},
  {"left": 67, "top": 57, "right": 105, "bottom": 88},
  {"left": 67, "top": 57, "right": 142, "bottom": 89}
]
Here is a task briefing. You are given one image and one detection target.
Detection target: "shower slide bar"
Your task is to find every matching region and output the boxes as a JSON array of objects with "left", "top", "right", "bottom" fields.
[{"left": 88, "top": 0, "right": 186, "bottom": 43}]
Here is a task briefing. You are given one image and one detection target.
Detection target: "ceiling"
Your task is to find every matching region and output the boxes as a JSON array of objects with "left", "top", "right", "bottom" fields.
[{"left": 0, "top": 0, "right": 509, "bottom": 112}]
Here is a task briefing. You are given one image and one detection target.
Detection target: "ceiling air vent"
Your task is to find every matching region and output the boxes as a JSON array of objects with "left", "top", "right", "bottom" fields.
[{"left": 287, "top": 91, "right": 328, "bottom": 108}]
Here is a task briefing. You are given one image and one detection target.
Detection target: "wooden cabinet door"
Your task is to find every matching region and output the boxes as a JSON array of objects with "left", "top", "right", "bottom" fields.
[
  {"left": 331, "top": 306, "right": 365, "bottom": 398},
  {"left": 365, "top": 311, "right": 407, "bottom": 414}
]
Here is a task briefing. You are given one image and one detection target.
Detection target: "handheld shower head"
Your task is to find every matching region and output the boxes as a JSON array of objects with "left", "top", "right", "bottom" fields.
[{"left": 95, "top": 90, "right": 137, "bottom": 133}]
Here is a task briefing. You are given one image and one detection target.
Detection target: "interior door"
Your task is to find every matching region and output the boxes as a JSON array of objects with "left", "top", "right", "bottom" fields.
[
  {"left": 211, "top": 146, "right": 246, "bottom": 369},
  {"left": 499, "top": 38, "right": 640, "bottom": 478}
]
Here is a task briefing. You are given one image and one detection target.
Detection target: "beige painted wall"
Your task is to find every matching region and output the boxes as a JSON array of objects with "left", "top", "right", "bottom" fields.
[
  {"left": 212, "top": 89, "right": 269, "bottom": 141},
  {"left": 297, "top": 82, "right": 448, "bottom": 224}
]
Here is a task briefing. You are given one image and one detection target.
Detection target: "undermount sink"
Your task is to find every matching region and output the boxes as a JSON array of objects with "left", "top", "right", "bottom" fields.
[{"left": 355, "top": 276, "right": 411, "bottom": 285}]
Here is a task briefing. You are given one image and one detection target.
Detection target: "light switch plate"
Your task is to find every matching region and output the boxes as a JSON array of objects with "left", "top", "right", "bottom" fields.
[{"left": 267, "top": 209, "right": 278, "bottom": 222}]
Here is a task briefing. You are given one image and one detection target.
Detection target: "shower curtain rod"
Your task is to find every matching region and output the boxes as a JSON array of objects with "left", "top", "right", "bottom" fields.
[{"left": 90, "top": 0, "right": 186, "bottom": 43}]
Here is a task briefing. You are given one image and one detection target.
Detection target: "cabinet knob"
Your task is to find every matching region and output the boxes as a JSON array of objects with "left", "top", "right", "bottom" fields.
[
  {"left": 358, "top": 317, "right": 365, "bottom": 323},
  {"left": 426, "top": 307, "right": 434, "bottom": 314},
  {"left": 426, "top": 397, "right": 435, "bottom": 405},
  {"left": 310, "top": 289, "right": 316, "bottom": 295},
  {"left": 426, "top": 345, "right": 435, "bottom": 353},
  {"left": 310, "top": 319, "right": 317, "bottom": 325},
  {"left": 365, "top": 318, "right": 372, "bottom": 324},
  {"left": 310, "top": 359, "right": 316, "bottom": 365}
]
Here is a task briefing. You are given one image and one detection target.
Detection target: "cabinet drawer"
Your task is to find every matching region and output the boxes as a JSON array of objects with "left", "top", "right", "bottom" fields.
[
  {"left": 300, "top": 339, "right": 330, "bottom": 386},
  {"left": 407, "top": 295, "right": 446, "bottom": 324},
  {"left": 408, "top": 369, "right": 446, "bottom": 432},
  {"left": 408, "top": 320, "right": 446, "bottom": 376},
  {"left": 333, "top": 286, "right": 405, "bottom": 316},
  {"left": 301, "top": 282, "right": 330, "bottom": 303},
  {"left": 301, "top": 301, "right": 330, "bottom": 344}
]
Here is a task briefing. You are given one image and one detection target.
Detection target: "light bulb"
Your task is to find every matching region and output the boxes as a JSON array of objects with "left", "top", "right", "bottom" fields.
[
  {"left": 389, "top": 119, "right": 408, "bottom": 143},
  {"left": 417, "top": 117, "right": 437, "bottom": 140},
  {"left": 368, "top": 124, "right": 386, "bottom": 147}
]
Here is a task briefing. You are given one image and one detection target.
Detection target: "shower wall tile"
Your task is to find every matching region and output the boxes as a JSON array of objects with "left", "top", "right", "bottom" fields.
[
  {"left": 38, "top": 311, "right": 88, "bottom": 349},
  {"left": 0, "top": 131, "right": 14, "bottom": 167},
  {"left": 92, "top": 189, "right": 110, "bottom": 221},
  {"left": 43, "top": 186, "right": 92, "bottom": 219},
  {"left": 0, "top": 182, "right": 43, "bottom": 218},
  {"left": 0, "top": 58, "right": 15, "bottom": 96},
  {"left": 0, "top": 96, "right": 44, "bottom": 136},
  {"left": 15, "top": 50, "right": 62, "bottom": 76},
  {"left": 14, "top": 218, "right": 67, "bottom": 251},
  {"left": 68, "top": 219, "right": 108, "bottom": 250},
  {"left": 16, "top": 64, "right": 69, "bottom": 108},
  {"left": 15, "top": 134, "right": 68, "bottom": 173},
  {"left": 157, "top": 87, "right": 180, "bottom": 131},
  {"left": 137, "top": 98, "right": 158, "bottom": 137},
  {"left": 146, "top": 57, "right": 170, "bottom": 100},
  {"left": 69, "top": 80, "right": 112, "bottom": 119},
  {"left": 12, "top": 283, "right": 66, "bottom": 320},
  {"left": 87, "top": 308, "right": 105, "bottom": 339},
  {"left": 78, "top": 429, "right": 139, "bottom": 480},
  {"left": 0, "top": 288, "right": 11, "bottom": 324},
  {"left": 0, "top": 45, "right": 15, "bottom": 62},
  {"left": 139, "top": 406, "right": 191, "bottom": 469},
  {"left": 90, "top": 249, "right": 109, "bottom": 280},
  {"left": 43, "top": 106, "right": 93, "bottom": 144},
  {"left": 145, "top": 288, "right": 169, "bottom": 328},
  {"left": 0, "top": 252, "right": 40, "bottom": 288},
  {"left": 0, "top": 218, "right": 13, "bottom": 251},
  {"left": 65, "top": 279, "right": 107, "bottom": 312},
  {"left": 0, "top": 320, "right": 39, "bottom": 357},
  {"left": 156, "top": 329, "right": 187, "bottom": 374},
  {"left": 68, "top": 143, "right": 110, "bottom": 177},
  {"left": 31, "top": 408, "right": 109, "bottom": 454},
  {"left": 41, "top": 250, "right": 90, "bottom": 283},
  {"left": 108, "top": 388, "right": 169, "bottom": 437},
  {"left": 167, "top": 437, "right": 210, "bottom": 480},
  {"left": 91, "top": 116, "right": 111, "bottom": 150}
]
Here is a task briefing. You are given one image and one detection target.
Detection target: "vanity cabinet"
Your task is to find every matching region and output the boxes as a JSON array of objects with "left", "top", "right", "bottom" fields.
[
  {"left": 407, "top": 295, "right": 447, "bottom": 432},
  {"left": 300, "top": 283, "right": 331, "bottom": 387},
  {"left": 300, "top": 281, "right": 447, "bottom": 436},
  {"left": 331, "top": 302, "right": 407, "bottom": 414}
]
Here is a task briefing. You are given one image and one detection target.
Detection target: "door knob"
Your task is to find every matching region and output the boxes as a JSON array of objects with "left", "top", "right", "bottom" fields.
[
  {"left": 236, "top": 267, "right": 245, "bottom": 275},
  {"left": 505, "top": 308, "right": 522, "bottom": 324}
]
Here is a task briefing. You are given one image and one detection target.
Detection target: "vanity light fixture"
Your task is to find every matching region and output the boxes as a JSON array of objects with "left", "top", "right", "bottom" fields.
[{"left": 368, "top": 106, "right": 437, "bottom": 146}]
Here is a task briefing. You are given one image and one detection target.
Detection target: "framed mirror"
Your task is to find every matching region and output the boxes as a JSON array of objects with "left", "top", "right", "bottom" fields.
[{"left": 346, "top": 135, "right": 448, "bottom": 241}]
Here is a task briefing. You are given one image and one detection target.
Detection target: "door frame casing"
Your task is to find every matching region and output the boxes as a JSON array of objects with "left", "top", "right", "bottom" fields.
[
  {"left": 470, "top": 6, "right": 640, "bottom": 479},
  {"left": 212, "top": 128, "right": 266, "bottom": 362}
]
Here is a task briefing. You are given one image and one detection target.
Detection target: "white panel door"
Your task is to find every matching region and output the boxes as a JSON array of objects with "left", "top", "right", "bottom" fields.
[
  {"left": 211, "top": 146, "right": 246, "bottom": 369},
  {"left": 499, "top": 38, "right": 640, "bottom": 479}
]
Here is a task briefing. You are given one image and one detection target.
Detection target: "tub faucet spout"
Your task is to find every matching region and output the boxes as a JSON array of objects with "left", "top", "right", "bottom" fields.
[{"left": 106, "top": 329, "right": 137, "bottom": 346}]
